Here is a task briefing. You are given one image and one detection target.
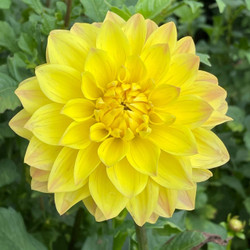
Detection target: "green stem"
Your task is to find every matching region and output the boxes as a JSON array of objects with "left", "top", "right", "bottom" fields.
[
  {"left": 64, "top": 0, "right": 73, "bottom": 28},
  {"left": 135, "top": 223, "right": 148, "bottom": 250}
]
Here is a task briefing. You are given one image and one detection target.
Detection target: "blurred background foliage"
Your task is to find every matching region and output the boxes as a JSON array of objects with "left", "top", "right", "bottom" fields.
[{"left": 0, "top": 0, "right": 250, "bottom": 249}]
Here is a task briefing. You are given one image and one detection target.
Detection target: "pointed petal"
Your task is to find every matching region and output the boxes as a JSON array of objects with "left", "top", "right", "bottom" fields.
[
  {"left": 9, "top": 109, "right": 32, "bottom": 140},
  {"left": 25, "top": 103, "right": 71, "bottom": 145},
  {"left": 152, "top": 151, "right": 194, "bottom": 189},
  {"left": 70, "top": 23, "right": 99, "bottom": 48},
  {"left": 127, "top": 137, "right": 160, "bottom": 176},
  {"left": 107, "top": 158, "right": 148, "bottom": 198},
  {"left": 83, "top": 196, "right": 106, "bottom": 222},
  {"left": 147, "top": 213, "right": 159, "bottom": 224},
  {"left": 55, "top": 184, "right": 90, "bottom": 215},
  {"left": 61, "top": 98, "right": 95, "bottom": 121},
  {"left": 30, "top": 167, "right": 49, "bottom": 182},
  {"left": 165, "top": 95, "right": 213, "bottom": 128},
  {"left": 145, "top": 19, "right": 158, "bottom": 39},
  {"left": 155, "top": 187, "right": 177, "bottom": 218},
  {"left": 174, "top": 36, "right": 195, "bottom": 54},
  {"left": 48, "top": 147, "right": 85, "bottom": 192},
  {"left": 31, "top": 179, "right": 49, "bottom": 193},
  {"left": 47, "top": 30, "right": 88, "bottom": 71},
  {"left": 192, "top": 168, "right": 213, "bottom": 182},
  {"left": 96, "top": 20, "right": 129, "bottom": 66},
  {"left": 81, "top": 71, "right": 103, "bottom": 100},
  {"left": 149, "top": 84, "right": 180, "bottom": 108},
  {"left": 60, "top": 119, "right": 95, "bottom": 149},
  {"left": 89, "top": 123, "right": 110, "bottom": 142},
  {"left": 89, "top": 164, "right": 128, "bottom": 219},
  {"left": 190, "top": 128, "right": 229, "bottom": 169},
  {"left": 25, "top": 137, "right": 60, "bottom": 171},
  {"left": 164, "top": 54, "right": 200, "bottom": 87},
  {"left": 84, "top": 49, "right": 116, "bottom": 89},
  {"left": 74, "top": 143, "right": 100, "bottom": 184},
  {"left": 126, "top": 179, "right": 159, "bottom": 226},
  {"left": 148, "top": 124, "right": 197, "bottom": 156},
  {"left": 123, "top": 14, "right": 146, "bottom": 55},
  {"left": 104, "top": 11, "right": 126, "bottom": 25},
  {"left": 176, "top": 185, "right": 197, "bottom": 210},
  {"left": 144, "top": 22, "right": 177, "bottom": 53},
  {"left": 36, "top": 64, "right": 82, "bottom": 104},
  {"left": 141, "top": 44, "right": 170, "bottom": 82},
  {"left": 15, "top": 77, "right": 51, "bottom": 113},
  {"left": 98, "top": 138, "right": 128, "bottom": 167}
]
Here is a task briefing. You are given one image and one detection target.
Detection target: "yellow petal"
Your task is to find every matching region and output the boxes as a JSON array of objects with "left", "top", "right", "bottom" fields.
[
  {"left": 89, "top": 123, "right": 110, "bottom": 142},
  {"left": 9, "top": 109, "right": 32, "bottom": 140},
  {"left": 147, "top": 213, "right": 159, "bottom": 224},
  {"left": 15, "top": 77, "right": 51, "bottom": 113},
  {"left": 149, "top": 84, "right": 180, "bottom": 108},
  {"left": 104, "top": 11, "right": 126, "bottom": 25},
  {"left": 155, "top": 187, "right": 177, "bottom": 218},
  {"left": 36, "top": 64, "right": 82, "bottom": 104},
  {"left": 126, "top": 179, "right": 159, "bottom": 226},
  {"left": 145, "top": 19, "right": 158, "bottom": 39},
  {"left": 190, "top": 128, "right": 229, "bottom": 169},
  {"left": 30, "top": 167, "right": 49, "bottom": 182},
  {"left": 81, "top": 71, "right": 103, "bottom": 100},
  {"left": 164, "top": 54, "right": 199, "bottom": 87},
  {"left": 148, "top": 124, "right": 197, "bottom": 156},
  {"left": 48, "top": 147, "right": 85, "bottom": 192},
  {"left": 165, "top": 95, "right": 213, "bottom": 128},
  {"left": 84, "top": 49, "right": 116, "bottom": 89},
  {"left": 47, "top": 30, "right": 88, "bottom": 71},
  {"left": 60, "top": 119, "right": 95, "bottom": 149},
  {"left": 152, "top": 151, "right": 194, "bottom": 190},
  {"left": 203, "top": 110, "right": 232, "bottom": 128},
  {"left": 174, "top": 36, "right": 195, "bottom": 54},
  {"left": 70, "top": 23, "right": 99, "bottom": 48},
  {"left": 74, "top": 142, "right": 100, "bottom": 185},
  {"left": 176, "top": 185, "right": 197, "bottom": 210},
  {"left": 98, "top": 138, "right": 128, "bottom": 167},
  {"left": 61, "top": 98, "right": 95, "bottom": 121},
  {"left": 127, "top": 137, "right": 160, "bottom": 176},
  {"left": 96, "top": 20, "right": 129, "bottom": 66},
  {"left": 192, "top": 168, "right": 213, "bottom": 182},
  {"left": 195, "top": 70, "right": 218, "bottom": 84},
  {"left": 144, "top": 22, "right": 177, "bottom": 53},
  {"left": 55, "top": 184, "right": 90, "bottom": 215},
  {"left": 123, "top": 13, "right": 146, "bottom": 55},
  {"left": 141, "top": 44, "right": 170, "bottom": 83},
  {"left": 25, "top": 103, "right": 71, "bottom": 145},
  {"left": 107, "top": 157, "right": 148, "bottom": 198},
  {"left": 89, "top": 164, "right": 128, "bottom": 219},
  {"left": 31, "top": 179, "right": 49, "bottom": 193},
  {"left": 83, "top": 196, "right": 106, "bottom": 222},
  {"left": 25, "top": 136, "right": 60, "bottom": 171}
]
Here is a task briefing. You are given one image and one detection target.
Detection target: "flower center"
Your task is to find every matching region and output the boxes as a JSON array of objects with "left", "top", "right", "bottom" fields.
[{"left": 94, "top": 81, "right": 152, "bottom": 140}]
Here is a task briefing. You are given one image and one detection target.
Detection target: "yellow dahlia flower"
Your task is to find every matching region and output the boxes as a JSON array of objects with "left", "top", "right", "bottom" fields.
[{"left": 9, "top": 12, "right": 231, "bottom": 226}]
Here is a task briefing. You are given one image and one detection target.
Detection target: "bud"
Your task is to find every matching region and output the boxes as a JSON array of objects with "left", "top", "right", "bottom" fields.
[{"left": 228, "top": 216, "right": 245, "bottom": 232}]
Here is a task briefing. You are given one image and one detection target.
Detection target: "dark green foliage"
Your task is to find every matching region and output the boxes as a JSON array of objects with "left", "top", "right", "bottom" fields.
[{"left": 0, "top": 0, "right": 250, "bottom": 249}]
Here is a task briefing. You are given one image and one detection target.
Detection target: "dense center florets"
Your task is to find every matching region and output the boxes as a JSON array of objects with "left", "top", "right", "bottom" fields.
[{"left": 94, "top": 81, "right": 152, "bottom": 140}]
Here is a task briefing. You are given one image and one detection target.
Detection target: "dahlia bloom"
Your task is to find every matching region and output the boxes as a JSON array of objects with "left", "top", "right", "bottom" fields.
[{"left": 9, "top": 12, "right": 231, "bottom": 226}]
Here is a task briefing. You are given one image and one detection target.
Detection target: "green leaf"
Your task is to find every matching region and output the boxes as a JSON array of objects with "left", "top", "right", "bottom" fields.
[
  {"left": 227, "top": 106, "right": 245, "bottom": 132},
  {"left": 21, "top": 0, "right": 43, "bottom": 14},
  {"left": 18, "top": 33, "right": 37, "bottom": 55},
  {"left": 243, "top": 131, "right": 250, "bottom": 150},
  {"left": 243, "top": 197, "right": 250, "bottom": 214},
  {"left": 82, "top": 234, "right": 113, "bottom": 250},
  {"left": 161, "top": 231, "right": 206, "bottom": 250},
  {"left": 135, "top": 0, "right": 172, "bottom": 19},
  {"left": 0, "top": 0, "right": 11, "bottom": 9},
  {"left": 80, "top": 0, "right": 109, "bottom": 21},
  {"left": 184, "top": 0, "right": 203, "bottom": 13},
  {"left": 0, "top": 122, "right": 15, "bottom": 140},
  {"left": 0, "top": 207, "right": 47, "bottom": 250},
  {"left": 197, "top": 53, "right": 212, "bottom": 67},
  {"left": 216, "top": 0, "right": 226, "bottom": 13},
  {"left": 0, "top": 21, "right": 18, "bottom": 52},
  {"left": 0, "top": 159, "right": 19, "bottom": 187},
  {"left": 246, "top": 0, "right": 250, "bottom": 10},
  {"left": 0, "top": 72, "right": 20, "bottom": 113},
  {"left": 221, "top": 175, "right": 246, "bottom": 198}
]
